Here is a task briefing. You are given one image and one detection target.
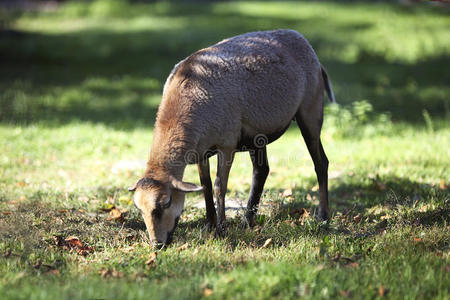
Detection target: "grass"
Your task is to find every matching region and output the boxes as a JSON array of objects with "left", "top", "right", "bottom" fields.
[{"left": 0, "top": 1, "right": 449, "bottom": 299}]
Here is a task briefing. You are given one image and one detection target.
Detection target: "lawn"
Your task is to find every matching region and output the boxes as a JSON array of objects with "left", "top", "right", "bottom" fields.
[{"left": 0, "top": 1, "right": 449, "bottom": 299}]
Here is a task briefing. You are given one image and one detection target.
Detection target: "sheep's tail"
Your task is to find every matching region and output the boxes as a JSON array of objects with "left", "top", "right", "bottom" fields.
[{"left": 321, "top": 65, "right": 336, "bottom": 103}]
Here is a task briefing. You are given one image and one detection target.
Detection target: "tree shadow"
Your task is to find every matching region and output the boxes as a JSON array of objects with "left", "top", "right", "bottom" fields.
[
  {"left": 0, "top": 2, "right": 448, "bottom": 129},
  {"left": 2, "top": 172, "right": 446, "bottom": 253},
  {"left": 172, "top": 174, "right": 448, "bottom": 247}
]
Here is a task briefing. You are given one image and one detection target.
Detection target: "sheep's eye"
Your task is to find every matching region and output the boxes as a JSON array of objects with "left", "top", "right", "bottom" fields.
[
  {"left": 151, "top": 207, "right": 163, "bottom": 219},
  {"left": 162, "top": 196, "right": 172, "bottom": 209}
]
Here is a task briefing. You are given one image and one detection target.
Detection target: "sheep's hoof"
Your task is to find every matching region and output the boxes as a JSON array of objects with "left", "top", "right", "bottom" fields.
[
  {"left": 215, "top": 223, "right": 227, "bottom": 238},
  {"left": 317, "top": 207, "right": 330, "bottom": 222}
]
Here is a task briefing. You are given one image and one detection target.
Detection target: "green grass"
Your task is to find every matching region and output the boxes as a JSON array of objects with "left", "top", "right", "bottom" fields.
[{"left": 0, "top": 1, "right": 449, "bottom": 299}]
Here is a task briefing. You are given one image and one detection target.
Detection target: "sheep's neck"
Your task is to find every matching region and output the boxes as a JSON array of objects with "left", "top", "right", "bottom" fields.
[{"left": 146, "top": 126, "right": 190, "bottom": 181}]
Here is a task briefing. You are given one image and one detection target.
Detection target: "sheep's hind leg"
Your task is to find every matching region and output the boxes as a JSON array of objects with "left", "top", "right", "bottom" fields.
[
  {"left": 244, "top": 146, "right": 269, "bottom": 227},
  {"left": 214, "top": 149, "right": 234, "bottom": 237},
  {"left": 198, "top": 158, "right": 216, "bottom": 232},
  {"left": 295, "top": 98, "right": 330, "bottom": 221}
]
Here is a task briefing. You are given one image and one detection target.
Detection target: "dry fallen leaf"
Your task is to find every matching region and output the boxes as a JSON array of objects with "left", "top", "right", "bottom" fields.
[
  {"left": 1, "top": 211, "right": 12, "bottom": 216},
  {"left": 298, "top": 208, "right": 310, "bottom": 225},
  {"left": 177, "top": 243, "right": 190, "bottom": 252},
  {"left": 281, "top": 189, "right": 293, "bottom": 198},
  {"left": 262, "top": 238, "right": 273, "bottom": 248},
  {"left": 107, "top": 208, "right": 124, "bottom": 222},
  {"left": 99, "top": 268, "right": 123, "bottom": 278},
  {"left": 203, "top": 288, "right": 213, "bottom": 297},
  {"left": 346, "top": 262, "right": 359, "bottom": 268},
  {"left": 54, "top": 235, "right": 94, "bottom": 256},
  {"left": 311, "top": 185, "right": 319, "bottom": 192},
  {"left": 100, "top": 268, "right": 111, "bottom": 278},
  {"left": 65, "top": 236, "right": 83, "bottom": 248},
  {"left": 378, "top": 285, "right": 389, "bottom": 296},
  {"left": 112, "top": 270, "right": 123, "bottom": 278},
  {"left": 353, "top": 214, "right": 361, "bottom": 223},
  {"left": 414, "top": 237, "right": 422, "bottom": 243},
  {"left": 340, "top": 290, "right": 351, "bottom": 297},
  {"left": 145, "top": 252, "right": 158, "bottom": 266},
  {"left": 46, "top": 269, "right": 60, "bottom": 276}
]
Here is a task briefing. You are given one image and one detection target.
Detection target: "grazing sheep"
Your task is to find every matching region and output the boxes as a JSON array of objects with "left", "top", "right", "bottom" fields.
[{"left": 129, "top": 29, "right": 336, "bottom": 247}]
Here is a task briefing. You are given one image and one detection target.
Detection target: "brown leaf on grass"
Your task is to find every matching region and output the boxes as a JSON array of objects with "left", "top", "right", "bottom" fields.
[
  {"left": 311, "top": 185, "right": 319, "bottom": 192},
  {"left": 298, "top": 208, "right": 310, "bottom": 225},
  {"left": 76, "top": 246, "right": 95, "bottom": 256},
  {"left": 99, "top": 268, "right": 122, "bottom": 278},
  {"left": 2, "top": 211, "right": 12, "bottom": 216},
  {"left": 345, "top": 262, "right": 359, "bottom": 268},
  {"left": 414, "top": 237, "right": 422, "bottom": 243},
  {"left": 353, "top": 214, "right": 361, "bottom": 223},
  {"left": 203, "top": 288, "right": 213, "bottom": 297},
  {"left": 100, "top": 269, "right": 110, "bottom": 278},
  {"left": 65, "top": 236, "right": 83, "bottom": 248},
  {"left": 145, "top": 252, "right": 158, "bottom": 267},
  {"left": 378, "top": 285, "right": 389, "bottom": 296},
  {"left": 177, "top": 243, "right": 190, "bottom": 252},
  {"left": 281, "top": 189, "right": 293, "bottom": 198},
  {"left": 53, "top": 235, "right": 94, "bottom": 256},
  {"left": 340, "top": 290, "right": 351, "bottom": 297},
  {"left": 46, "top": 269, "right": 60, "bottom": 276},
  {"left": 261, "top": 238, "right": 273, "bottom": 248},
  {"left": 107, "top": 208, "right": 124, "bottom": 222}
]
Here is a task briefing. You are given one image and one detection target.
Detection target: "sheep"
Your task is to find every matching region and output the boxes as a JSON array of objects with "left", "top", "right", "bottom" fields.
[{"left": 129, "top": 29, "right": 336, "bottom": 247}]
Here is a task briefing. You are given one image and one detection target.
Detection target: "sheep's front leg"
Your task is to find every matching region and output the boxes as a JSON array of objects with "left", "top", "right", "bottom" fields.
[
  {"left": 198, "top": 159, "right": 216, "bottom": 232},
  {"left": 214, "top": 149, "right": 234, "bottom": 237}
]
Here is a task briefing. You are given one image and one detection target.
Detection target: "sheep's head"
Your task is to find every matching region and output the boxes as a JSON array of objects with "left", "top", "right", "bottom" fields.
[{"left": 129, "top": 176, "right": 202, "bottom": 248}]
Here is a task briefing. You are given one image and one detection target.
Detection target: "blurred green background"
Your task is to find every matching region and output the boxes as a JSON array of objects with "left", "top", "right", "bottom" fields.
[{"left": 1, "top": 0, "right": 449, "bottom": 129}]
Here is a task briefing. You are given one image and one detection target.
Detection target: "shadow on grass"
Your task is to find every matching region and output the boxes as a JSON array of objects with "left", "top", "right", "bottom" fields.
[
  {"left": 0, "top": 174, "right": 447, "bottom": 255},
  {"left": 0, "top": 2, "right": 448, "bottom": 129}
]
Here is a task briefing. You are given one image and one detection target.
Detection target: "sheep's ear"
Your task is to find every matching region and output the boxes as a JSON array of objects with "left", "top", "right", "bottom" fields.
[
  {"left": 169, "top": 176, "right": 202, "bottom": 193},
  {"left": 128, "top": 182, "right": 138, "bottom": 192}
]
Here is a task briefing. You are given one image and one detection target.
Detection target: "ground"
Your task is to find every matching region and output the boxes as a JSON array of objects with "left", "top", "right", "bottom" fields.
[{"left": 0, "top": 1, "right": 449, "bottom": 299}]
